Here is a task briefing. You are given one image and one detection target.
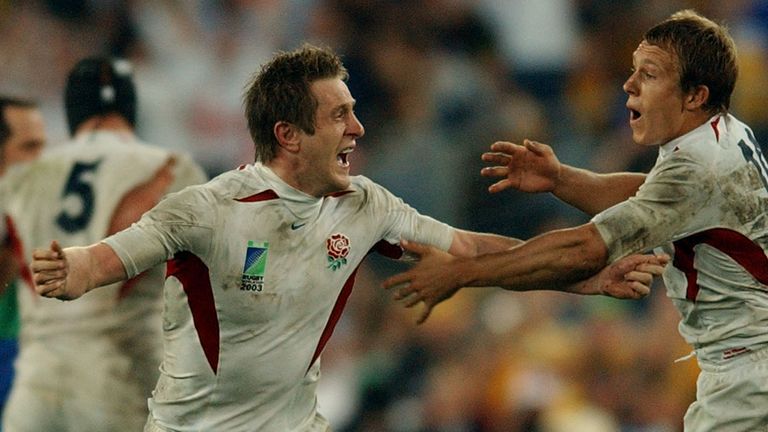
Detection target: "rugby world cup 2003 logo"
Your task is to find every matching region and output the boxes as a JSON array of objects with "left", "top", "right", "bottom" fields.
[
  {"left": 326, "top": 233, "right": 350, "bottom": 271},
  {"left": 241, "top": 241, "right": 269, "bottom": 292}
]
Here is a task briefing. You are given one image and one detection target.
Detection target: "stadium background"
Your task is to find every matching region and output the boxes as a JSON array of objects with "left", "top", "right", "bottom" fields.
[{"left": 1, "top": 1, "right": 767, "bottom": 431}]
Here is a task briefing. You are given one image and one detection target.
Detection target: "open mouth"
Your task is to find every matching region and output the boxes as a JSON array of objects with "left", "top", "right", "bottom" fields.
[
  {"left": 629, "top": 108, "right": 642, "bottom": 121},
  {"left": 337, "top": 147, "right": 354, "bottom": 167}
]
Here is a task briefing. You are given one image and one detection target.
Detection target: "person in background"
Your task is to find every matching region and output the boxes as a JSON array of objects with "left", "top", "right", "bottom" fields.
[
  {"left": 0, "top": 96, "right": 46, "bottom": 431},
  {"left": 1, "top": 57, "right": 207, "bottom": 432}
]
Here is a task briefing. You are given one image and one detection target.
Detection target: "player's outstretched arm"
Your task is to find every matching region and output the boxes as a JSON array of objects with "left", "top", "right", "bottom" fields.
[
  {"left": 31, "top": 240, "right": 127, "bottom": 301},
  {"left": 481, "top": 140, "right": 647, "bottom": 215},
  {"left": 384, "top": 239, "right": 667, "bottom": 324}
]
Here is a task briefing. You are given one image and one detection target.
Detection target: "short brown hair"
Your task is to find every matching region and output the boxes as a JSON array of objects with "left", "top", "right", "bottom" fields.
[
  {"left": 243, "top": 44, "right": 348, "bottom": 163},
  {"left": 644, "top": 9, "right": 738, "bottom": 114}
]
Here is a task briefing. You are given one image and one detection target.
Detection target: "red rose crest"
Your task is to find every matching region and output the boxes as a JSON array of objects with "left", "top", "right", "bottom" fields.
[{"left": 326, "top": 233, "right": 350, "bottom": 271}]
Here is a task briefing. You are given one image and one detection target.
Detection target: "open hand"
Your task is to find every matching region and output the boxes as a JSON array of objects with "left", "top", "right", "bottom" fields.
[
  {"left": 382, "top": 240, "right": 464, "bottom": 325},
  {"left": 481, "top": 140, "right": 561, "bottom": 194}
]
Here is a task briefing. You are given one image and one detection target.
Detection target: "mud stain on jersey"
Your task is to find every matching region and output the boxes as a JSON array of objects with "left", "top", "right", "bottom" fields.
[{"left": 717, "top": 166, "right": 768, "bottom": 230}]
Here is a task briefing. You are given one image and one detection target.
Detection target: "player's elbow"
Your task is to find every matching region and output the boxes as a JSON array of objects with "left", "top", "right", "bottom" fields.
[{"left": 566, "top": 223, "right": 609, "bottom": 275}]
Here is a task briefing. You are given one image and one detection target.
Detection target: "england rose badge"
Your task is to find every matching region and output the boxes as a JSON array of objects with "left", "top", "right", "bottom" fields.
[{"left": 326, "top": 233, "right": 350, "bottom": 271}]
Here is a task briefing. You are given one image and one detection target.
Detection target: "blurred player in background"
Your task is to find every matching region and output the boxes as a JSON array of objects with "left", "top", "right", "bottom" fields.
[
  {"left": 30, "top": 45, "right": 665, "bottom": 432},
  {"left": 0, "top": 97, "right": 46, "bottom": 430},
  {"left": 1, "top": 57, "right": 207, "bottom": 432},
  {"left": 385, "top": 9, "right": 768, "bottom": 431}
]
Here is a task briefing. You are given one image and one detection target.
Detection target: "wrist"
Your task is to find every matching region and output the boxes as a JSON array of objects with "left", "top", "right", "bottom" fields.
[
  {"left": 64, "top": 247, "right": 93, "bottom": 295},
  {"left": 457, "top": 256, "right": 484, "bottom": 288},
  {"left": 551, "top": 164, "right": 571, "bottom": 197}
]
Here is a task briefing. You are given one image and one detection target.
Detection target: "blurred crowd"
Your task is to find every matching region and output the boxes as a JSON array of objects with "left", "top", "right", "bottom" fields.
[{"left": 2, "top": 0, "right": 768, "bottom": 431}]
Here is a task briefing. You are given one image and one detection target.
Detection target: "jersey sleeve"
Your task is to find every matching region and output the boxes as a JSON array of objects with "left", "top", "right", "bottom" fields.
[
  {"left": 103, "top": 186, "right": 215, "bottom": 278},
  {"left": 363, "top": 178, "right": 454, "bottom": 253},
  {"left": 592, "top": 151, "right": 714, "bottom": 262}
]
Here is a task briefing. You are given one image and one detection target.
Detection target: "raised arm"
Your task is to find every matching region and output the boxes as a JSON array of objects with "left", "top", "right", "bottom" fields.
[
  {"left": 482, "top": 140, "right": 647, "bottom": 215},
  {"left": 31, "top": 240, "right": 127, "bottom": 300}
]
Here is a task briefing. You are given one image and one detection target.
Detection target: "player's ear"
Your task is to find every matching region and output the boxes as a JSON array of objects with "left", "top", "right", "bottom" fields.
[
  {"left": 274, "top": 121, "right": 300, "bottom": 153},
  {"left": 684, "top": 85, "right": 709, "bottom": 111}
]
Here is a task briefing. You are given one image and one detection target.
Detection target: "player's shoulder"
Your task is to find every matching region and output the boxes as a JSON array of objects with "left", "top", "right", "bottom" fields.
[
  {"left": 675, "top": 114, "right": 750, "bottom": 157},
  {"left": 342, "top": 174, "right": 405, "bottom": 208},
  {"left": 186, "top": 164, "right": 262, "bottom": 202}
]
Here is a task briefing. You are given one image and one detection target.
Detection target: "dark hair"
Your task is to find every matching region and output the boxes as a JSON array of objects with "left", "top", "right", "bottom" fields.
[
  {"left": 0, "top": 97, "right": 37, "bottom": 146},
  {"left": 644, "top": 9, "right": 738, "bottom": 114},
  {"left": 64, "top": 56, "right": 137, "bottom": 136},
  {"left": 243, "top": 44, "right": 348, "bottom": 163}
]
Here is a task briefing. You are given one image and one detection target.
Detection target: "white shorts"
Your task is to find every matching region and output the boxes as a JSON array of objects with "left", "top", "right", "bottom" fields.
[{"left": 684, "top": 347, "right": 768, "bottom": 431}]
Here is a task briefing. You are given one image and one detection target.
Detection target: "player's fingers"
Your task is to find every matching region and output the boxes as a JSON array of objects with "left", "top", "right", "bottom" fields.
[
  {"left": 32, "top": 248, "right": 58, "bottom": 261},
  {"left": 523, "top": 139, "right": 549, "bottom": 156},
  {"left": 383, "top": 273, "right": 411, "bottom": 290},
  {"left": 481, "top": 152, "right": 512, "bottom": 165},
  {"left": 50, "top": 240, "right": 64, "bottom": 255},
  {"left": 480, "top": 166, "right": 509, "bottom": 178},
  {"left": 35, "top": 279, "right": 64, "bottom": 297},
  {"left": 403, "top": 293, "right": 423, "bottom": 308},
  {"left": 635, "top": 263, "right": 666, "bottom": 276},
  {"left": 391, "top": 283, "right": 413, "bottom": 300},
  {"left": 630, "top": 281, "right": 651, "bottom": 297},
  {"left": 33, "top": 269, "right": 65, "bottom": 286},
  {"left": 489, "top": 141, "right": 522, "bottom": 153},
  {"left": 624, "top": 270, "right": 652, "bottom": 285},
  {"left": 29, "top": 258, "right": 64, "bottom": 272},
  {"left": 488, "top": 179, "right": 513, "bottom": 194},
  {"left": 649, "top": 253, "right": 671, "bottom": 266},
  {"left": 416, "top": 303, "right": 434, "bottom": 325}
]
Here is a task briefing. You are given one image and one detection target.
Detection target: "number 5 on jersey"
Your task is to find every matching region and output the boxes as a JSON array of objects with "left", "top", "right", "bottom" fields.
[{"left": 56, "top": 160, "right": 101, "bottom": 233}]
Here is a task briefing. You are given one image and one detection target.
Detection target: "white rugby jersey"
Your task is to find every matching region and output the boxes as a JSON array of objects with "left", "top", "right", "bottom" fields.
[
  {"left": 2, "top": 131, "right": 206, "bottom": 342},
  {"left": 593, "top": 113, "right": 768, "bottom": 364},
  {"left": 103, "top": 162, "right": 454, "bottom": 431}
]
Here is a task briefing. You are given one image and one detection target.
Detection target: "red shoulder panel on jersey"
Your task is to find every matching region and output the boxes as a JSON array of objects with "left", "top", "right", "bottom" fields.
[
  {"left": 326, "top": 190, "right": 354, "bottom": 198},
  {"left": 235, "top": 189, "right": 279, "bottom": 202}
]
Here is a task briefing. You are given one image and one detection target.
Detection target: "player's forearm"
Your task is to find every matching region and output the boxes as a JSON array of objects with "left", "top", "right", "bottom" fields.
[
  {"left": 66, "top": 243, "right": 128, "bottom": 293},
  {"left": 457, "top": 224, "right": 608, "bottom": 292},
  {"left": 449, "top": 229, "right": 522, "bottom": 257},
  {"left": 554, "top": 166, "right": 646, "bottom": 216}
]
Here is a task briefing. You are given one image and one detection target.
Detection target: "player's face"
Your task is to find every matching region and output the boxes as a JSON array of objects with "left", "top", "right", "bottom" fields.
[
  {"left": 299, "top": 78, "right": 364, "bottom": 196},
  {"left": 1, "top": 106, "right": 46, "bottom": 174},
  {"left": 623, "top": 41, "right": 689, "bottom": 147}
]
